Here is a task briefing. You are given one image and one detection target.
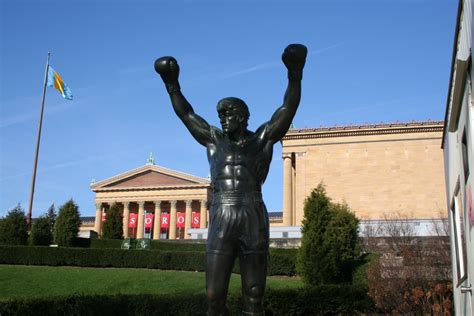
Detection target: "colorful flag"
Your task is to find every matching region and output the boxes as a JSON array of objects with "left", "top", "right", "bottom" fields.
[{"left": 47, "top": 66, "right": 73, "bottom": 100}]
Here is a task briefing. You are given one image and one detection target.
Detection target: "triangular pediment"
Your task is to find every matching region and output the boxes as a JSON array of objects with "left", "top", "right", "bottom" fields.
[{"left": 91, "top": 164, "right": 210, "bottom": 191}]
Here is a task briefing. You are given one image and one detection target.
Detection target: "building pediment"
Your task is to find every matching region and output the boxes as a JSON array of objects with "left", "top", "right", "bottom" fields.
[{"left": 91, "top": 165, "right": 210, "bottom": 192}]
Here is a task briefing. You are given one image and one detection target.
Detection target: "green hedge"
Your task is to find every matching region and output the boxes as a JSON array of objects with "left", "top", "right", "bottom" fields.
[
  {"left": 0, "top": 246, "right": 295, "bottom": 276},
  {"left": 0, "top": 246, "right": 206, "bottom": 271},
  {"left": 0, "top": 285, "right": 372, "bottom": 316},
  {"left": 79, "top": 238, "right": 209, "bottom": 251}
]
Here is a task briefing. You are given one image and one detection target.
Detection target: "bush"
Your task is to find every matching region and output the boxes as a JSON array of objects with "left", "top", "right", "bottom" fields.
[
  {"left": 296, "top": 184, "right": 360, "bottom": 285},
  {"left": 54, "top": 200, "right": 81, "bottom": 247},
  {"left": 0, "top": 205, "right": 28, "bottom": 245},
  {"left": 0, "top": 285, "right": 372, "bottom": 315},
  {"left": 102, "top": 203, "right": 123, "bottom": 239},
  {"left": 268, "top": 248, "right": 298, "bottom": 276},
  {"left": 30, "top": 216, "right": 53, "bottom": 246}
]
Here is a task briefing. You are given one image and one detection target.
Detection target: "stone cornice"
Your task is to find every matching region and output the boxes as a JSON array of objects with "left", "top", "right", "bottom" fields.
[
  {"left": 282, "top": 121, "right": 444, "bottom": 141},
  {"left": 93, "top": 183, "right": 210, "bottom": 193}
]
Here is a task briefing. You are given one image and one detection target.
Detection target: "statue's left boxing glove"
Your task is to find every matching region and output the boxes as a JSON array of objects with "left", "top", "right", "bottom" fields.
[{"left": 282, "top": 44, "right": 307, "bottom": 81}]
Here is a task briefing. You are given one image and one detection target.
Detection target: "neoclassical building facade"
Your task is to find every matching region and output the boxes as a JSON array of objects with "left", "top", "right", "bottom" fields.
[
  {"left": 91, "top": 121, "right": 448, "bottom": 239},
  {"left": 281, "top": 121, "right": 447, "bottom": 225},
  {"left": 91, "top": 160, "right": 210, "bottom": 240}
]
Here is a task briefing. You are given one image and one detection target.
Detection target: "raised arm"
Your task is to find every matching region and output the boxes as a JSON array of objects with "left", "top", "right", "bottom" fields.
[
  {"left": 154, "top": 57, "right": 212, "bottom": 146},
  {"left": 261, "top": 44, "right": 307, "bottom": 143}
]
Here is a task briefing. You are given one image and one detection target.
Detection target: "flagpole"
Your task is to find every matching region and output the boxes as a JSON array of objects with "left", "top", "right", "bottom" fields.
[{"left": 27, "top": 52, "right": 50, "bottom": 230}]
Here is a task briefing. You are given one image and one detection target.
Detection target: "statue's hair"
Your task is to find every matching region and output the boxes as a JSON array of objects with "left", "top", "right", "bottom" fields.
[{"left": 217, "top": 97, "right": 250, "bottom": 128}]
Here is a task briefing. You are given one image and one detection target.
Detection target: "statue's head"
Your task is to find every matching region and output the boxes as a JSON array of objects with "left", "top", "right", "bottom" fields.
[{"left": 217, "top": 97, "right": 250, "bottom": 133}]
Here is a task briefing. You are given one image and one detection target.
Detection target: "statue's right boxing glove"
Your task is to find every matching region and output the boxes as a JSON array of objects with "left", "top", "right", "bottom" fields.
[{"left": 154, "top": 56, "right": 180, "bottom": 93}]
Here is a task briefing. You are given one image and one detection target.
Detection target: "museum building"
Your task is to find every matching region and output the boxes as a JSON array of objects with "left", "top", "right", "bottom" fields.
[
  {"left": 90, "top": 120, "right": 447, "bottom": 240},
  {"left": 90, "top": 156, "right": 211, "bottom": 240},
  {"left": 280, "top": 120, "right": 447, "bottom": 225}
]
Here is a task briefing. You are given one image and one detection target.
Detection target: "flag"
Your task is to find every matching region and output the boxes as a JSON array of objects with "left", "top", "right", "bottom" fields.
[
  {"left": 192, "top": 212, "right": 200, "bottom": 228},
  {"left": 129, "top": 213, "right": 138, "bottom": 228},
  {"left": 176, "top": 212, "right": 185, "bottom": 228},
  {"left": 47, "top": 66, "right": 73, "bottom": 100}
]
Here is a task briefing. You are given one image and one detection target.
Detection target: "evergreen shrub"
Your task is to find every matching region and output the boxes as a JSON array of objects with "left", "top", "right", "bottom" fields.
[
  {"left": 101, "top": 203, "right": 123, "bottom": 239},
  {"left": 0, "top": 205, "right": 28, "bottom": 245},
  {"left": 296, "top": 184, "right": 360, "bottom": 285},
  {"left": 30, "top": 216, "right": 53, "bottom": 246},
  {"left": 54, "top": 200, "right": 81, "bottom": 247}
]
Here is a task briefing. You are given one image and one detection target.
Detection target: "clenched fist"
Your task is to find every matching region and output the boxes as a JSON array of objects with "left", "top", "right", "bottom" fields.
[
  {"left": 282, "top": 44, "right": 307, "bottom": 80},
  {"left": 154, "top": 56, "right": 180, "bottom": 84}
]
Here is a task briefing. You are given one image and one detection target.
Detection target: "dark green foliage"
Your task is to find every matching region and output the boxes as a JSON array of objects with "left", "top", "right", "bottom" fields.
[
  {"left": 268, "top": 248, "right": 298, "bottom": 276},
  {"left": 0, "top": 245, "right": 205, "bottom": 271},
  {"left": 0, "top": 205, "right": 28, "bottom": 245},
  {"left": 0, "top": 245, "right": 296, "bottom": 276},
  {"left": 264, "top": 284, "right": 372, "bottom": 315},
  {"left": 322, "top": 202, "right": 360, "bottom": 282},
  {"left": 30, "top": 216, "right": 53, "bottom": 246},
  {"left": 149, "top": 240, "right": 207, "bottom": 252},
  {"left": 54, "top": 200, "right": 81, "bottom": 247},
  {"left": 101, "top": 203, "right": 123, "bottom": 240},
  {"left": 0, "top": 285, "right": 372, "bottom": 316},
  {"left": 297, "top": 184, "right": 360, "bottom": 285}
]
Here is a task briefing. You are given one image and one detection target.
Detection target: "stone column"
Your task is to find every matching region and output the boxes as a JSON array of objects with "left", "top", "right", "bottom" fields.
[
  {"left": 122, "top": 202, "right": 130, "bottom": 238},
  {"left": 169, "top": 200, "right": 177, "bottom": 240},
  {"left": 94, "top": 203, "right": 102, "bottom": 235},
  {"left": 200, "top": 200, "right": 207, "bottom": 228},
  {"left": 136, "top": 201, "right": 145, "bottom": 239},
  {"left": 153, "top": 201, "right": 162, "bottom": 240},
  {"left": 184, "top": 200, "right": 192, "bottom": 239},
  {"left": 282, "top": 154, "right": 293, "bottom": 226}
]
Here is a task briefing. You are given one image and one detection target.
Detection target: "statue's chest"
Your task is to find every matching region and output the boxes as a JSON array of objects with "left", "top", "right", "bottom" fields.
[{"left": 210, "top": 140, "right": 262, "bottom": 166}]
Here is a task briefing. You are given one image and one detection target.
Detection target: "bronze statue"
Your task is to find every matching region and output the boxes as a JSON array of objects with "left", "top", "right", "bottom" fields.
[{"left": 155, "top": 44, "right": 307, "bottom": 316}]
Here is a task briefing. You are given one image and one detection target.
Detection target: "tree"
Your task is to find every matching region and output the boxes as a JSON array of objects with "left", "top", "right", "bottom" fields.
[
  {"left": 0, "top": 204, "right": 28, "bottom": 245},
  {"left": 101, "top": 203, "right": 123, "bottom": 239},
  {"left": 46, "top": 203, "right": 56, "bottom": 231},
  {"left": 30, "top": 215, "right": 53, "bottom": 246},
  {"left": 323, "top": 202, "right": 360, "bottom": 282},
  {"left": 296, "top": 184, "right": 360, "bottom": 285},
  {"left": 54, "top": 199, "right": 81, "bottom": 247}
]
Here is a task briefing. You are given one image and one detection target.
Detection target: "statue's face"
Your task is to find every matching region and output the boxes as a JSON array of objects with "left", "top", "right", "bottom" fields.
[{"left": 218, "top": 109, "right": 241, "bottom": 134}]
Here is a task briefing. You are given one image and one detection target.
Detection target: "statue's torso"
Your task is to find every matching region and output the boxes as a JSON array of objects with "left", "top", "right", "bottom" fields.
[{"left": 207, "top": 127, "right": 273, "bottom": 193}]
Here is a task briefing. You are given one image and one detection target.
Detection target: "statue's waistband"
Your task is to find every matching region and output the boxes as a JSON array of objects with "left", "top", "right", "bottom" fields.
[{"left": 212, "top": 191, "right": 263, "bottom": 204}]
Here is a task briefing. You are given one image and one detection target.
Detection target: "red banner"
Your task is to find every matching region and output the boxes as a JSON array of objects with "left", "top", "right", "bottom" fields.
[
  {"left": 145, "top": 214, "right": 154, "bottom": 229},
  {"left": 128, "top": 213, "right": 137, "bottom": 228},
  {"left": 102, "top": 214, "right": 106, "bottom": 222},
  {"left": 192, "top": 212, "right": 200, "bottom": 228},
  {"left": 177, "top": 212, "right": 185, "bottom": 228},
  {"left": 161, "top": 213, "right": 170, "bottom": 228}
]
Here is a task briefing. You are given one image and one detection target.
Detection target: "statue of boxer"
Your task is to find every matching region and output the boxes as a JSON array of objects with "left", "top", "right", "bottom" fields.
[{"left": 155, "top": 44, "right": 307, "bottom": 316}]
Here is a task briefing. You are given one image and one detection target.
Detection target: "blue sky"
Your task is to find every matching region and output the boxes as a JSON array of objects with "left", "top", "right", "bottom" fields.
[{"left": 1, "top": 0, "right": 457, "bottom": 218}]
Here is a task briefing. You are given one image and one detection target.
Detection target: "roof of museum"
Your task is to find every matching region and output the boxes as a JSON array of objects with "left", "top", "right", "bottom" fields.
[{"left": 282, "top": 120, "right": 444, "bottom": 141}]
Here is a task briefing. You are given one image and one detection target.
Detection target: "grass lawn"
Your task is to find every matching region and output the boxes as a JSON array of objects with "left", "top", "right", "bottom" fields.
[{"left": 0, "top": 265, "right": 303, "bottom": 300}]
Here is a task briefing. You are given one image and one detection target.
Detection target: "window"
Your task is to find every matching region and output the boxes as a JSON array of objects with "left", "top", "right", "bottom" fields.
[
  {"left": 450, "top": 186, "right": 468, "bottom": 286},
  {"left": 462, "top": 129, "right": 470, "bottom": 182}
]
